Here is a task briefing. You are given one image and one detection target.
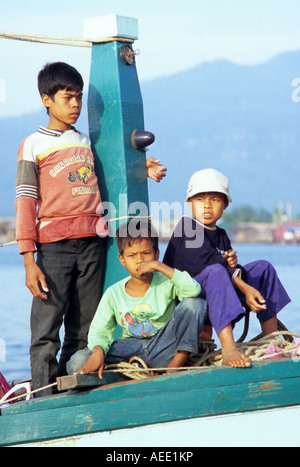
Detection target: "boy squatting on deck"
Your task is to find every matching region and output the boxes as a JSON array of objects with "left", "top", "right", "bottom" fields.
[
  {"left": 15, "top": 62, "right": 166, "bottom": 396},
  {"left": 67, "top": 221, "right": 207, "bottom": 376},
  {"left": 163, "top": 168, "right": 291, "bottom": 368}
]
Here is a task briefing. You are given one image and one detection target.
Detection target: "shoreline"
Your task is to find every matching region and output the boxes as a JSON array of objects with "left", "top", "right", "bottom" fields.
[{"left": 2, "top": 217, "right": 300, "bottom": 245}]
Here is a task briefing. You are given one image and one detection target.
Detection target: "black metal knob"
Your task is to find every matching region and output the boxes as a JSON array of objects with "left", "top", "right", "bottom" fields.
[{"left": 131, "top": 130, "right": 155, "bottom": 150}]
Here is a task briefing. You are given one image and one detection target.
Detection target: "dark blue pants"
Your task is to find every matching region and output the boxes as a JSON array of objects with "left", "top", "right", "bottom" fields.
[
  {"left": 194, "top": 260, "right": 291, "bottom": 336},
  {"left": 30, "top": 237, "right": 106, "bottom": 396}
]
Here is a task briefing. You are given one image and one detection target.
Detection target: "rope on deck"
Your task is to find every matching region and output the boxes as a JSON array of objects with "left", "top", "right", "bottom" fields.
[
  {"left": 193, "top": 331, "right": 300, "bottom": 368},
  {"left": 103, "top": 331, "right": 300, "bottom": 379},
  {"left": 1, "top": 331, "right": 299, "bottom": 405},
  {"left": 0, "top": 383, "right": 57, "bottom": 406}
]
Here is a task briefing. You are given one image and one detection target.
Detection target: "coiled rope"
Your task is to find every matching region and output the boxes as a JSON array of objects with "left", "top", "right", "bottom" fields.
[
  {"left": 1, "top": 331, "right": 299, "bottom": 406},
  {"left": 102, "top": 331, "right": 300, "bottom": 379},
  {"left": 192, "top": 331, "right": 300, "bottom": 368}
]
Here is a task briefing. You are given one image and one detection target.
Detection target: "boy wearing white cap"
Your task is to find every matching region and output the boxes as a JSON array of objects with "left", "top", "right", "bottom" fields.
[{"left": 164, "top": 168, "right": 291, "bottom": 368}]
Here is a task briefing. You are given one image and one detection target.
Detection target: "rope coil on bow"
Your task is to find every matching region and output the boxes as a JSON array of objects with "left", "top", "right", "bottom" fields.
[
  {"left": 1, "top": 331, "right": 299, "bottom": 406},
  {"left": 102, "top": 331, "right": 300, "bottom": 379}
]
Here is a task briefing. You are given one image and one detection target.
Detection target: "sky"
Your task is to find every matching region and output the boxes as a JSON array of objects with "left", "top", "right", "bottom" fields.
[{"left": 1, "top": 0, "right": 300, "bottom": 117}]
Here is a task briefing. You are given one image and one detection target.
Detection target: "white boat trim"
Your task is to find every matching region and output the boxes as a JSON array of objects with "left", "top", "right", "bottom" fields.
[{"left": 17, "top": 404, "right": 300, "bottom": 448}]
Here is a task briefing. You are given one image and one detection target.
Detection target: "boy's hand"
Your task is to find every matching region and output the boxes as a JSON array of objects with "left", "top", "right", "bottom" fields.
[
  {"left": 244, "top": 286, "right": 267, "bottom": 313},
  {"left": 137, "top": 260, "right": 158, "bottom": 276},
  {"left": 223, "top": 250, "right": 238, "bottom": 268},
  {"left": 75, "top": 346, "right": 105, "bottom": 379},
  {"left": 24, "top": 252, "right": 49, "bottom": 300},
  {"left": 146, "top": 157, "right": 167, "bottom": 182},
  {"left": 234, "top": 276, "right": 266, "bottom": 313},
  {"left": 137, "top": 260, "right": 175, "bottom": 280}
]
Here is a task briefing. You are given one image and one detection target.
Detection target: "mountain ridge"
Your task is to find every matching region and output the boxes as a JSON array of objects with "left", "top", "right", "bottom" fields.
[
  {"left": 142, "top": 50, "right": 300, "bottom": 215},
  {"left": 1, "top": 50, "right": 300, "bottom": 217}
]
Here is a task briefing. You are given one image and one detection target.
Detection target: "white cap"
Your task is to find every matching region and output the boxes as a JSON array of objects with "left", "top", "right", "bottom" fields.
[{"left": 186, "top": 168, "right": 232, "bottom": 203}]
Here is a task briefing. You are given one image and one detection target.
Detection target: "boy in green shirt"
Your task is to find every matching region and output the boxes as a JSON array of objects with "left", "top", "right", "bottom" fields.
[{"left": 67, "top": 220, "right": 207, "bottom": 377}]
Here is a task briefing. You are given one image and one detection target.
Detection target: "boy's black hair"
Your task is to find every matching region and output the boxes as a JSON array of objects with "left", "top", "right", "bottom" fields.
[
  {"left": 38, "top": 62, "right": 83, "bottom": 98},
  {"left": 116, "top": 219, "right": 159, "bottom": 255}
]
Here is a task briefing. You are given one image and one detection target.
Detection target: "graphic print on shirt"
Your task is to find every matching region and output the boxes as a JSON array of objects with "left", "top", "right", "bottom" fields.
[
  {"left": 47, "top": 151, "right": 98, "bottom": 197},
  {"left": 67, "top": 162, "right": 95, "bottom": 185},
  {"left": 123, "top": 304, "right": 158, "bottom": 338}
]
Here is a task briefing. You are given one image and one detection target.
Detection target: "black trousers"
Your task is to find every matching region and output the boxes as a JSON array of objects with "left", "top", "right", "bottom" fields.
[{"left": 30, "top": 236, "right": 106, "bottom": 397}]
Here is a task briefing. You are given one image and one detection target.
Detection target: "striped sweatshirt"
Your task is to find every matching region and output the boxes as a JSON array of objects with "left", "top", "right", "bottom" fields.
[{"left": 15, "top": 126, "right": 107, "bottom": 254}]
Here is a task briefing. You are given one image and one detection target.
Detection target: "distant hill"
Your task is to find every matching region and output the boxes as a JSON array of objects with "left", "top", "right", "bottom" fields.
[
  {"left": 1, "top": 50, "right": 300, "bottom": 217},
  {"left": 141, "top": 50, "right": 300, "bottom": 216}
]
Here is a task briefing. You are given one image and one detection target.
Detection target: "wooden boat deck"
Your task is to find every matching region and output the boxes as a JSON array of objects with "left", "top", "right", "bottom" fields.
[{"left": 1, "top": 358, "right": 300, "bottom": 446}]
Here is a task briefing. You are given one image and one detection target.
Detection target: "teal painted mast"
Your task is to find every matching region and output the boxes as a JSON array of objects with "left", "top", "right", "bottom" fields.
[{"left": 84, "top": 15, "right": 150, "bottom": 291}]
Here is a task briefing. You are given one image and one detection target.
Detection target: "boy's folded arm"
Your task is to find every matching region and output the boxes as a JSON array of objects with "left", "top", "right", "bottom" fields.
[
  {"left": 170, "top": 269, "right": 201, "bottom": 299},
  {"left": 148, "top": 261, "right": 175, "bottom": 280},
  {"left": 149, "top": 262, "right": 201, "bottom": 297}
]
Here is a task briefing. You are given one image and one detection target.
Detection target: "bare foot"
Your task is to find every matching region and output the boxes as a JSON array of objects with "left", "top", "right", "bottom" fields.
[
  {"left": 222, "top": 347, "right": 252, "bottom": 368},
  {"left": 219, "top": 325, "right": 252, "bottom": 368}
]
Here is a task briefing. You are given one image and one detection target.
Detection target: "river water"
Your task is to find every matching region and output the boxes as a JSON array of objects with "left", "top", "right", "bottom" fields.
[{"left": 1, "top": 243, "right": 300, "bottom": 382}]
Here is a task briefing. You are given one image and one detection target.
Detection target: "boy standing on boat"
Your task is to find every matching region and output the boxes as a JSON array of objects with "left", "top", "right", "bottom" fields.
[
  {"left": 163, "top": 168, "right": 291, "bottom": 368},
  {"left": 15, "top": 62, "right": 166, "bottom": 396},
  {"left": 67, "top": 220, "right": 207, "bottom": 377}
]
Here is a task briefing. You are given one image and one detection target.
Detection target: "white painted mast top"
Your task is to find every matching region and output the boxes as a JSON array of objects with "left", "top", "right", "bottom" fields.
[{"left": 83, "top": 14, "right": 138, "bottom": 42}]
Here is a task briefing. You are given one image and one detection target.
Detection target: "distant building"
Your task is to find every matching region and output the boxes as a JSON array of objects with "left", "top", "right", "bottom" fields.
[
  {"left": 0, "top": 217, "right": 16, "bottom": 243},
  {"left": 232, "top": 222, "right": 275, "bottom": 243},
  {"left": 274, "top": 222, "right": 300, "bottom": 243}
]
